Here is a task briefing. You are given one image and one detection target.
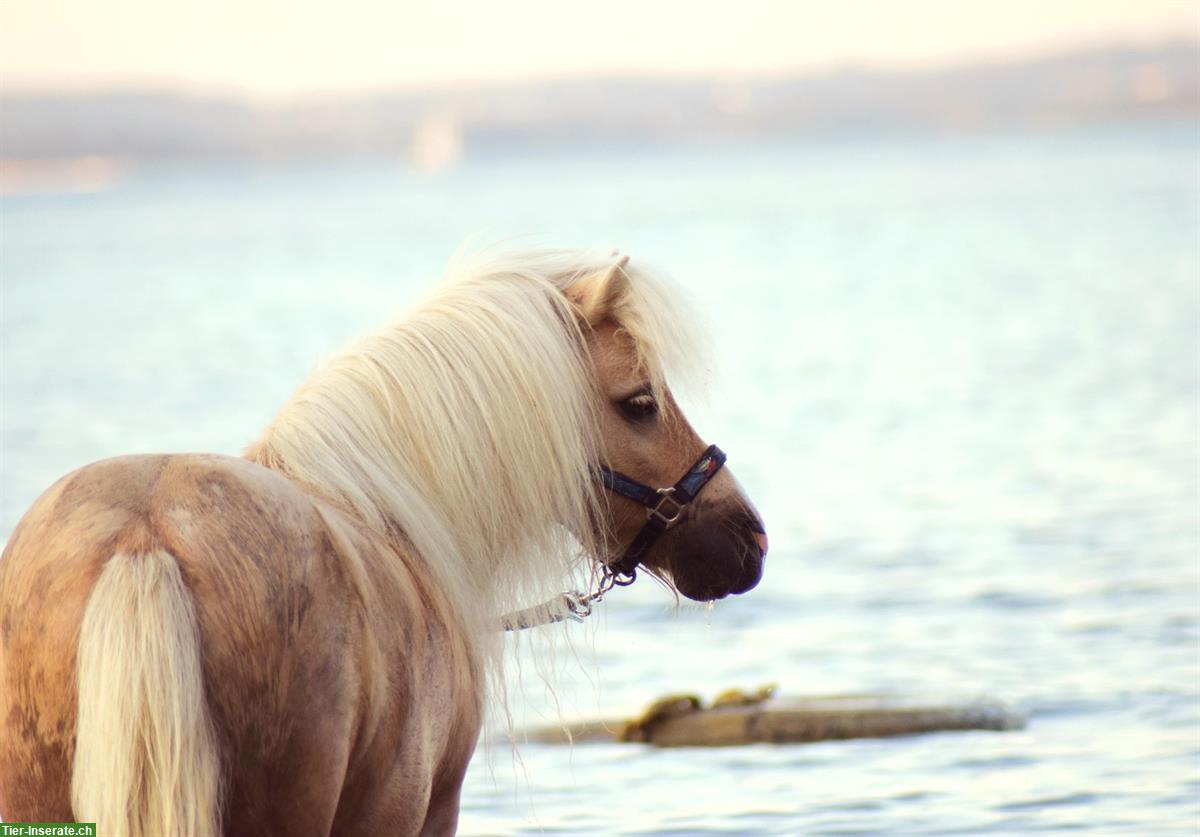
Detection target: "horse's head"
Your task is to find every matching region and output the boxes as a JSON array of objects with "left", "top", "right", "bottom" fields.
[{"left": 568, "top": 258, "right": 767, "bottom": 602}]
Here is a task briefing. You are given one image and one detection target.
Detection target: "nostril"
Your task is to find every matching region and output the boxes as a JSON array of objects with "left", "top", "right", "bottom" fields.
[{"left": 754, "top": 531, "right": 769, "bottom": 557}]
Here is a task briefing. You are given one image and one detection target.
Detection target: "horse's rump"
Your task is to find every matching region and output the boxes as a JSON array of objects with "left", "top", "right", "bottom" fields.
[{"left": 0, "top": 454, "right": 480, "bottom": 835}]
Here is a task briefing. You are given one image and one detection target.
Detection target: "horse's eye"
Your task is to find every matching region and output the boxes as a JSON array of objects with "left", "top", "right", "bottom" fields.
[{"left": 618, "top": 392, "right": 658, "bottom": 422}]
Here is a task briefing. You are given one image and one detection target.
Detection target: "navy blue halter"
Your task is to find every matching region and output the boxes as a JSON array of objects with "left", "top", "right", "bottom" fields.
[{"left": 597, "top": 444, "right": 727, "bottom": 583}]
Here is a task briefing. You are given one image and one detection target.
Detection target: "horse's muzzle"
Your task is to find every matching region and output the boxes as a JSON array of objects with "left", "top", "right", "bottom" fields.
[{"left": 667, "top": 511, "right": 766, "bottom": 601}]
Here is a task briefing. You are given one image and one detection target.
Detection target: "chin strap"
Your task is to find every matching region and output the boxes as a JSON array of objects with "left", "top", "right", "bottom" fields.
[{"left": 500, "top": 445, "right": 726, "bottom": 632}]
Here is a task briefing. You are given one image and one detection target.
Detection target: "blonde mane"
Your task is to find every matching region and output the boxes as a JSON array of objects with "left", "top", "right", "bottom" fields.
[{"left": 246, "top": 249, "right": 699, "bottom": 695}]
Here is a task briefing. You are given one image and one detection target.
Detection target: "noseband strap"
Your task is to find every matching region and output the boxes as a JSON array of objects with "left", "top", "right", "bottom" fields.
[{"left": 599, "top": 444, "right": 726, "bottom": 583}]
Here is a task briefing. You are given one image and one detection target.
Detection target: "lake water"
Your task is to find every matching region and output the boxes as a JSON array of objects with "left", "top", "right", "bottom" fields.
[{"left": 2, "top": 128, "right": 1198, "bottom": 834}]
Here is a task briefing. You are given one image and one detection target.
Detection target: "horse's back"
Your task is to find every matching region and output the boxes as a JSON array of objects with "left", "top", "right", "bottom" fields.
[{"left": 0, "top": 453, "right": 480, "bottom": 835}]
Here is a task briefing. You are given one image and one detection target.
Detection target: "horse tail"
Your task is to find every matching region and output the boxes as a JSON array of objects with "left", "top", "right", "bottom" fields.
[{"left": 72, "top": 551, "right": 223, "bottom": 836}]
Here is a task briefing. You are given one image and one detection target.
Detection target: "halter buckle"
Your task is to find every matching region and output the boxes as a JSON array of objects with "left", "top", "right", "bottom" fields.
[{"left": 648, "top": 487, "right": 685, "bottom": 526}]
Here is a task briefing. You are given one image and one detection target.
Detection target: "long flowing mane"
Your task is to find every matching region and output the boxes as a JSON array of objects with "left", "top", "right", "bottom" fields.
[{"left": 246, "top": 249, "right": 698, "bottom": 694}]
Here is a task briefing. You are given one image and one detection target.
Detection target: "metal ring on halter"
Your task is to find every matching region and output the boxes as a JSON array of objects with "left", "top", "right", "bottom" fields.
[
  {"left": 609, "top": 568, "right": 638, "bottom": 586},
  {"left": 597, "top": 564, "right": 634, "bottom": 592},
  {"left": 648, "top": 487, "right": 685, "bottom": 525}
]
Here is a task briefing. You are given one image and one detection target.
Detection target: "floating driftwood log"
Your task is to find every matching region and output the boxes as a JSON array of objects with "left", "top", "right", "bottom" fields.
[{"left": 521, "top": 686, "right": 1025, "bottom": 747}]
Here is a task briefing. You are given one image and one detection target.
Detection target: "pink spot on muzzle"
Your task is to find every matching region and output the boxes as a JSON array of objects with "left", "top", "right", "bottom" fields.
[{"left": 754, "top": 531, "right": 769, "bottom": 557}]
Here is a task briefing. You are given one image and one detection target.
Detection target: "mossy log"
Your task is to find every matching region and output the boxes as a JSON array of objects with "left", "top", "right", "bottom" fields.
[{"left": 520, "top": 692, "right": 1025, "bottom": 748}]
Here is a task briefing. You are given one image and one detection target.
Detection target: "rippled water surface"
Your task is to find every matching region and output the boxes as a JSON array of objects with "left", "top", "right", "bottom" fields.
[{"left": 3, "top": 129, "right": 1198, "bottom": 833}]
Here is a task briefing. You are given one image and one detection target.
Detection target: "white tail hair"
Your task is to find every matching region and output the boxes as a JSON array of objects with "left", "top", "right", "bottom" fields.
[{"left": 72, "top": 551, "right": 223, "bottom": 836}]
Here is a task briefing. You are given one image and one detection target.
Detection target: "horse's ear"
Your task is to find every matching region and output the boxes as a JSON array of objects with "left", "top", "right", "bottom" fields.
[{"left": 570, "top": 256, "right": 630, "bottom": 324}]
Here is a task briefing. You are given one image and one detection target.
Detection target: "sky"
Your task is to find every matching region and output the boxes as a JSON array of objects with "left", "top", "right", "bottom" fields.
[{"left": 2, "top": 0, "right": 1196, "bottom": 99}]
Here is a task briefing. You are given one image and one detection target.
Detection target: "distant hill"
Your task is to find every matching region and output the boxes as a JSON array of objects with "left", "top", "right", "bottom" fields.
[{"left": 1, "top": 41, "right": 1197, "bottom": 167}]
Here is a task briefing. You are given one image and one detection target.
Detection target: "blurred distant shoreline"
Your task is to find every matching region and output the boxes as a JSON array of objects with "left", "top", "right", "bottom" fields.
[{"left": 1, "top": 40, "right": 1196, "bottom": 192}]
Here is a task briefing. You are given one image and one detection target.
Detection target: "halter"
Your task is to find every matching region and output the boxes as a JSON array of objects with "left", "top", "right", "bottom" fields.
[
  {"left": 500, "top": 444, "right": 726, "bottom": 631},
  {"left": 597, "top": 443, "right": 727, "bottom": 584}
]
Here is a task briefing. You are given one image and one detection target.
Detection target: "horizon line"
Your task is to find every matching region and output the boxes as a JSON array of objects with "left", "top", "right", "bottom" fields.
[{"left": 2, "top": 35, "right": 1195, "bottom": 105}]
